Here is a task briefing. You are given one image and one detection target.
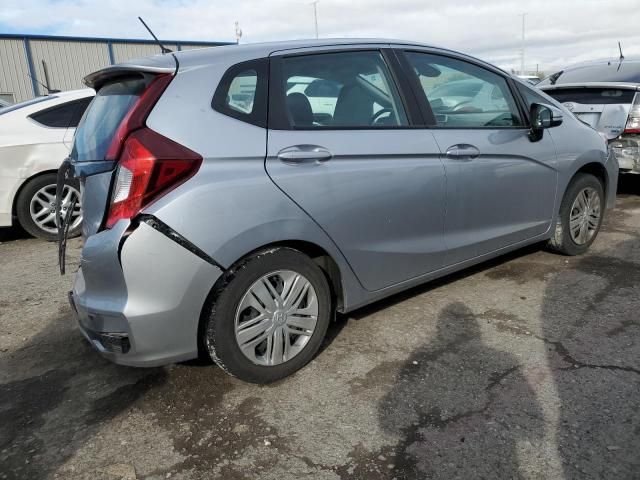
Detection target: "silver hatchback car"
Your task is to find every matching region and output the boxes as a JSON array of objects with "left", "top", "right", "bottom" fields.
[{"left": 61, "top": 39, "right": 618, "bottom": 383}]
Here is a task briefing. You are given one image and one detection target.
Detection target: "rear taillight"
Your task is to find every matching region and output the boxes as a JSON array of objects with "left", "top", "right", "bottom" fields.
[
  {"left": 624, "top": 92, "right": 640, "bottom": 134},
  {"left": 105, "top": 74, "right": 173, "bottom": 161},
  {"left": 106, "top": 128, "right": 202, "bottom": 228},
  {"left": 104, "top": 73, "right": 202, "bottom": 229}
]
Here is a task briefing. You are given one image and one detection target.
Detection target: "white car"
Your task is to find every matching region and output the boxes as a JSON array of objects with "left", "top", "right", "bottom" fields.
[{"left": 0, "top": 89, "right": 94, "bottom": 240}]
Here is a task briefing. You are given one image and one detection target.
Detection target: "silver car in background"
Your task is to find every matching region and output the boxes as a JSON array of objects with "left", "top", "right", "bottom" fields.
[
  {"left": 62, "top": 39, "right": 617, "bottom": 384},
  {"left": 539, "top": 58, "right": 640, "bottom": 174}
]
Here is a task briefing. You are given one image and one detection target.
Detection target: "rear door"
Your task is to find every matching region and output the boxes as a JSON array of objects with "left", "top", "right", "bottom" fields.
[
  {"left": 397, "top": 49, "right": 558, "bottom": 265},
  {"left": 265, "top": 46, "right": 447, "bottom": 291}
]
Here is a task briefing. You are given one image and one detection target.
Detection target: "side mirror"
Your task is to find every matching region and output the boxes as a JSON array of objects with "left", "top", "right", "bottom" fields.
[{"left": 529, "top": 103, "right": 563, "bottom": 141}]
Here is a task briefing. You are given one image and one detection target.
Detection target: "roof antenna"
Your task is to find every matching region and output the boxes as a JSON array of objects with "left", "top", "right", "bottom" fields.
[
  {"left": 26, "top": 72, "right": 59, "bottom": 95},
  {"left": 618, "top": 41, "right": 625, "bottom": 61},
  {"left": 617, "top": 41, "right": 625, "bottom": 71},
  {"left": 138, "top": 16, "right": 173, "bottom": 54}
]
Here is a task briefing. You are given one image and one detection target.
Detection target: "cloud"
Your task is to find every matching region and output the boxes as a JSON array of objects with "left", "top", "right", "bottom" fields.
[{"left": 1, "top": 0, "right": 639, "bottom": 73}]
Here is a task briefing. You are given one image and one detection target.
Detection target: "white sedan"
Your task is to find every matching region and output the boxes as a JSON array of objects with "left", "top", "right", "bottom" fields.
[{"left": 0, "top": 89, "right": 94, "bottom": 240}]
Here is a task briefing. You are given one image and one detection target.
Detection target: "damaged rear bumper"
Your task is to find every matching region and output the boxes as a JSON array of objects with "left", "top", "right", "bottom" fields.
[
  {"left": 610, "top": 135, "right": 640, "bottom": 173},
  {"left": 70, "top": 218, "right": 222, "bottom": 367}
]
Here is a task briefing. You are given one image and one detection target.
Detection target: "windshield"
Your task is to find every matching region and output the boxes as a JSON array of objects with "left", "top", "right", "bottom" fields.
[
  {"left": 0, "top": 96, "right": 54, "bottom": 116},
  {"left": 71, "top": 77, "right": 146, "bottom": 161},
  {"left": 539, "top": 61, "right": 640, "bottom": 86}
]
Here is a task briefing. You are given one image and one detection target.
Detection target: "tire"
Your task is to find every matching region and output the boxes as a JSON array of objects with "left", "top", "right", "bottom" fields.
[
  {"left": 15, "top": 173, "right": 82, "bottom": 241},
  {"left": 203, "top": 247, "right": 332, "bottom": 384},
  {"left": 547, "top": 173, "right": 604, "bottom": 256}
]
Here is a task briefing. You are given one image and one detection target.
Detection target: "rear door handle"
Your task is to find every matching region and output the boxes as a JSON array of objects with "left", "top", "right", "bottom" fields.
[
  {"left": 277, "top": 145, "right": 332, "bottom": 164},
  {"left": 445, "top": 144, "right": 480, "bottom": 160}
]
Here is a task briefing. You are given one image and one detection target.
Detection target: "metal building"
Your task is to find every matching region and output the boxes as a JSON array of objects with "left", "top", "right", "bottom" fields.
[{"left": 0, "top": 33, "right": 232, "bottom": 104}]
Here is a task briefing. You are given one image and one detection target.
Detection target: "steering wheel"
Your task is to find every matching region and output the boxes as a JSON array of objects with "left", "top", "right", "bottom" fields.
[{"left": 370, "top": 108, "right": 393, "bottom": 125}]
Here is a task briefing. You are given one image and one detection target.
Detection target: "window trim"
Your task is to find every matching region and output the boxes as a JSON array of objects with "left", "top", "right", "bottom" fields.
[
  {"left": 28, "top": 96, "right": 93, "bottom": 129},
  {"left": 395, "top": 48, "right": 529, "bottom": 130},
  {"left": 268, "top": 47, "right": 424, "bottom": 131},
  {"left": 212, "top": 58, "right": 268, "bottom": 128}
]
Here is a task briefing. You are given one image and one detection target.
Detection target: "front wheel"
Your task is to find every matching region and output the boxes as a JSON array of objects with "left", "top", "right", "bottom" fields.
[
  {"left": 203, "top": 248, "right": 332, "bottom": 383},
  {"left": 547, "top": 173, "right": 604, "bottom": 255}
]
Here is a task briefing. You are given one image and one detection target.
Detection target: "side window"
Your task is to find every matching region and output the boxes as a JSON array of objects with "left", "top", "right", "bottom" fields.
[
  {"left": 29, "top": 97, "right": 92, "bottom": 128},
  {"left": 213, "top": 58, "right": 268, "bottom": 127},
  {"left": 404, "top": 52, "right": 522, "bottom": 128},
  {"left": 280, "top": 51, "right": 408, "bottom": 128}
]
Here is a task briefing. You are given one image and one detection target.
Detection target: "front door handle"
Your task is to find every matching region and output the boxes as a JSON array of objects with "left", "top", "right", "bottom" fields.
[
  {"left": 277, "top": 145, "right": 332, "bottom": 164},
  {"left": 445, "top": 144, "right": 480, "bottom": 160}
]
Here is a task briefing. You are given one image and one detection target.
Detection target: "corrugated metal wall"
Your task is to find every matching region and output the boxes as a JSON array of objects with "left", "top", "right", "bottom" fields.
[
  {"left": 30, "top": 40, "right": 110, "bottom": 95},
  {"left": 0, "top": 39, "right": 31, "bottom": 103},
  {"left": 0, "top": 37, "right": 225, "bottom": 103},
  {"left": 112, "top": 42, "right": 174, "bottom": 63}
]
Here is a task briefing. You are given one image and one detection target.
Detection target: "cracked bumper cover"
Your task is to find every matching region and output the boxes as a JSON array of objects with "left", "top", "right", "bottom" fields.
[{"left": 71, "top": 220, "right": 222, "bottom": 367}]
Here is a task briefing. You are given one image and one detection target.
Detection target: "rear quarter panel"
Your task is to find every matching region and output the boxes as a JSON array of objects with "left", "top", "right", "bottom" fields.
[{"left": 143, "top": 59, "right": 367, "bottom": 310}]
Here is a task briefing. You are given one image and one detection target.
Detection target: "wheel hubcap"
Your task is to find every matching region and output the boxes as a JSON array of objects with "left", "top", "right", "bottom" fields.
[
  {"left": 234, "top": 270, "right": 318, "bottom": 366},
  {"left": 30, "top": 184, "right": 82, "bottom": 235},
  {"left": 569, "top": 186, "right": 600, "bottom": 245}
]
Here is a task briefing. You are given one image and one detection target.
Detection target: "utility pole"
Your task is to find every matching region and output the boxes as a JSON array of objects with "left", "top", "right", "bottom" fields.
[
  {"left": 311, "top": 1, "right": 319, "bottom": 39},
  {"left": 235, "top": 21, "right": 242, "bottom": 44},
  {"left": 520, "top": 12, "right": 527, "bottom": 75}
]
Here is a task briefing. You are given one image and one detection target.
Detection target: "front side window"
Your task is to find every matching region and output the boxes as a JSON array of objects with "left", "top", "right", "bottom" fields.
[
  {"left": 280, "top": 51, "right": 409, "bottom": 128},
  {"left": 405, "top": 52, "right": 522, "bottom": 128}
]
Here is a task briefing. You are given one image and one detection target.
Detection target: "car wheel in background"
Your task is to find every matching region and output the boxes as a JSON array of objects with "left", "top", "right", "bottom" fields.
[
  {"left": 204, "top": 247, "right": 332, "bottom": 384},
  {"left": 15, "top": 172, "right": 82, "bottom": 241},
  {"left": 547, "top": 173, "right": 604, "bottom": 256}
]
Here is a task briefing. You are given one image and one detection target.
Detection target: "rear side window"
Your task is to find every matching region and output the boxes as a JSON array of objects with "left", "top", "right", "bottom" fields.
[
  {"left": 404, "top": 51, "right": 523, "bottom": 128},
  {"left": 276, "top": 50, "right": 408, "bottom": 128},
  {"left": 212, "top": 58, "right": 268, "bottom": 127},
  {"left": 30, "top": 97, "right": 92, "bottom": 128},
  {"left": 72, "top": 77, "right": 146, "bottom": 161},
  {"left": 0, "top": 96, "right": 52, "bottom": 116},
  {"left": 542, "top": 88, "right": 636, "bottom": 105}
]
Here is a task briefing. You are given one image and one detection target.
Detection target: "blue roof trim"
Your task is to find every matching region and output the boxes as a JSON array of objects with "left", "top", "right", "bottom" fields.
[{"left": 0, "top": 33, "right": 233, "bottom": 47}]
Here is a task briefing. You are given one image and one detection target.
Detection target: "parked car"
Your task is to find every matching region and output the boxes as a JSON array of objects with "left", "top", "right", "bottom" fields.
[
  {"left": 62, "top": 39, "right": 617, "bottom": 383},
  {"left": 539, "top": 58, "right": 640, "bottom": 174},
  {"left": 0, "top": 90, "right": 94, "bottom": 239}
]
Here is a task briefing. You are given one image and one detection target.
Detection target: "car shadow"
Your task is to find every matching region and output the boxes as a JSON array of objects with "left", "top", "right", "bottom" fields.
[{"left": 0, "top": 225, "right": 32, "bottom": 243}]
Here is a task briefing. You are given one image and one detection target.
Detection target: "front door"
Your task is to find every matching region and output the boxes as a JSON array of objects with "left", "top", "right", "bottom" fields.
[
  {"left": 400, "top": 50, "right": 558, "bottom": 264},
  {"left": 265, "top": 48, "right": 447, "bottom": 291}
]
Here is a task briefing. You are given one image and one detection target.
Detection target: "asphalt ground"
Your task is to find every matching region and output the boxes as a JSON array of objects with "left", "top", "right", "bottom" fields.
[{"left": 1, "top": 176, "right": 639, "bottom": 480}]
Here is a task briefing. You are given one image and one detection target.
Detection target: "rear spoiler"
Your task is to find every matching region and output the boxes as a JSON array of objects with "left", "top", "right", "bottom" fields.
[
  {"left": 540, "top": 82, "right": 640, "bottom": 91},
  {"left": 84, "top": 55, "right": 177, "bottom": 90}
]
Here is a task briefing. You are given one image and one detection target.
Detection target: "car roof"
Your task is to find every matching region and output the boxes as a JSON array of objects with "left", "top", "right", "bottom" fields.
[{"left": 87, "top": 38, "right": 511, "bottom": 88}]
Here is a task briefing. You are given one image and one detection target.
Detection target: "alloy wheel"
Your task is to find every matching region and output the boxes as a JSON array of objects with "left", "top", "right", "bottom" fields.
[
  {"left": 29, "top": 184, "right": 82, "bottom": 235},
  {"left": 569, "top": 186, "right": 601, "bottom": 245}
]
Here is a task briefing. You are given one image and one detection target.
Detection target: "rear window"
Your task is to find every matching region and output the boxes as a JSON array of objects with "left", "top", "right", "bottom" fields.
[
  {"left": 542, "top": 87, "right": 636, "bottom": 105},
  {"left": 539, "top": 61, "right": 640, "bottom": 86},
  {"left": 29, "top": 97, "right": 93, "bottom": 128},
  {"left": 72, "top": 77, "right": 146, "bottom": 161}
]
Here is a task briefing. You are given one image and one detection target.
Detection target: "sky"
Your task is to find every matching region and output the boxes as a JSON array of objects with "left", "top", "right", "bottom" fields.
[{"left": 1, "top": 0, "right": 639, "bottom": 74}]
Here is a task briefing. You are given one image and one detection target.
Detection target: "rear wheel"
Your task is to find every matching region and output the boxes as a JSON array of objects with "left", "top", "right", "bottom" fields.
[
  {"left": 15, "top": 173, "right": 82, "bottom": 241},
  {"left": 547, "top": 173, "right": 604, "bottom": 255},
  {"left": 203, "top": 247, "right": 332, "bottom": 383}
]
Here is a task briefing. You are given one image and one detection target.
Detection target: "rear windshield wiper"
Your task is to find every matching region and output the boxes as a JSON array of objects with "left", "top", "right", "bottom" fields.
[{"left": 56, "top": 158, "right": 76, "bottom": 275}]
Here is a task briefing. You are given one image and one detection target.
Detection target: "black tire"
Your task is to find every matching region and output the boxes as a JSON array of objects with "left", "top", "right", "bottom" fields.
[
  {"left": 547, "top": 173, "right": 604, "bottom": 256},
  {"left": 203, "top": 247, "right": 332, "bottom": 384},
  {"left": 15, "top": 173, "right": 82, "bottom": 241}
]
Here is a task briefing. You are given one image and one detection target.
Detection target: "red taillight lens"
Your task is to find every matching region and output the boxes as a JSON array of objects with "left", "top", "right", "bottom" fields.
[
  {"left": 105, "top": 74, "right": 174, "bottom": 161},
  {"left": 105, "top": 128, "right": 202, "bottom": 228},
  {"left": 624, "top": 92, "right": 640, "bottom": 134}
]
